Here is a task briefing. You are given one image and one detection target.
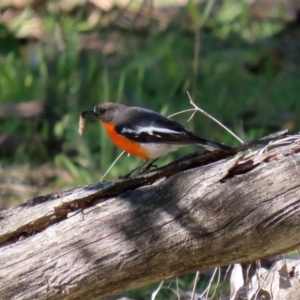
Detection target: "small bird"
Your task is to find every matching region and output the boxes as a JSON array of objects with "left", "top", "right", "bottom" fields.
[{"left": 80, "top": 102, "right": 231, "bottom": 175}]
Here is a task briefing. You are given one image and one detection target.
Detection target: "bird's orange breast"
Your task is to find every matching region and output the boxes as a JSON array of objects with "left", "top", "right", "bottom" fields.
[{"left": 101, "top": 121, "right": 149, "bottom": 159}]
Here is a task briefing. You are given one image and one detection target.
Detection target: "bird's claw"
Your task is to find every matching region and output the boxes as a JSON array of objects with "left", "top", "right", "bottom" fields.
[
  {"left": 140, "top": 164, "right": 158, "bottom": 174},
  {"left": 119, "top": 173, "right": 134, "bottom": 179}
]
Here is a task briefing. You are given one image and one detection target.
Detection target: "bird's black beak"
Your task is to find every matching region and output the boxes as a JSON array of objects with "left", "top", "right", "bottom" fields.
[{"left": 80, "top": 110, "right": 96, "bottom": 118}]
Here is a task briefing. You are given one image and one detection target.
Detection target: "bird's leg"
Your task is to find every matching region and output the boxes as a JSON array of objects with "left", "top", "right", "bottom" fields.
[
  {"left": 119, "top": 159, "right": 149, "bottom": 179},
  {"left": 140, "top": 159, "right": 159, "bottom": 173}
]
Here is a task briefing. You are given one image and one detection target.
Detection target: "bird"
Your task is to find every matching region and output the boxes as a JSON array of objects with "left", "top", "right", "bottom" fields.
[{"left": 80, "top": 102, "right": 231, "bottom": 176}]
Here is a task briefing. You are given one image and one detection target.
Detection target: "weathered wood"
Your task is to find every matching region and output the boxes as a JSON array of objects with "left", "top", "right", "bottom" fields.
[
  {"left": 1, "top": 131, "right": 300, "bottom": 300},
  {"left": 0, "top": 130, "right": 288, "bottom": 245}
]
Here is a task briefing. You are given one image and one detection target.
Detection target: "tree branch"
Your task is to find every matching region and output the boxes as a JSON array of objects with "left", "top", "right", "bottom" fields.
[{"left": 1, "top": 130, "right": 300, "bottom": 300}]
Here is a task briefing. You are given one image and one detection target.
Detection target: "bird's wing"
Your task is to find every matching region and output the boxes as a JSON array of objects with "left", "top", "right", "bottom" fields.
[{"left": 114, "top": 107, "right": 197, "bottom": 144}]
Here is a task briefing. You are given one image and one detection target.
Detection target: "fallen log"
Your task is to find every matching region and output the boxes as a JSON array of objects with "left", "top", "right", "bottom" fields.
[{"left": 1, "top": 130, "right": 300, "bottom": 300}]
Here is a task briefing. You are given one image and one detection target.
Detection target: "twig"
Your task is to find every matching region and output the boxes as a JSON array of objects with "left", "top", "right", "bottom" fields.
[
  {"left": 191, "top": 271, "right": 200, "bottom": 300},
  {"left": 187, "top": 110, "right": 197, "bottom": 122},
  {"left": 176, "top": 277, "right": 180, "bottom": 300},
  {"left": 151, "top": 280, "right": 164, "bottom": 300},
  {"left": 208, "top": 267, "right": 221, "bottom": 300},
  {"left": 219, "top": 265, "right": 232, "bottom": 299},
  {"left": 199, "top": 267, "right": 218, "bottom": 299},
  {"left": 253, "top": 259, "right": 271, "bottom": 300},
  {"left": 245, "top": 263, "right": 252, "bottom": 296},
  {"left": 186, "top": 91, "right": 245, "bottom": 145},
  {"left": 101, "top": 151, "right": 125, "bottom": 181},
  {"left": 168, "top": 108, "right": 196, "bottom": 119}
]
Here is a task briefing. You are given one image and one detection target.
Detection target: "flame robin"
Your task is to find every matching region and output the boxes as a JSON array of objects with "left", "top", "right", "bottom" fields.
[{"left": 79, "top": 102, "right": 231, "bottom": 175}]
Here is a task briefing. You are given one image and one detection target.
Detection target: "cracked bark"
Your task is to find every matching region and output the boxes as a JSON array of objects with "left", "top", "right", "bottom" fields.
[{"left": 1, "top": 131, "right": 300, "bottom": 300}]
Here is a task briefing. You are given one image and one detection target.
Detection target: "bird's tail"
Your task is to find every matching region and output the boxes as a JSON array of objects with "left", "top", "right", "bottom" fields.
[{"left": 193, "top": 135, "right": 232, "bottom": 152}]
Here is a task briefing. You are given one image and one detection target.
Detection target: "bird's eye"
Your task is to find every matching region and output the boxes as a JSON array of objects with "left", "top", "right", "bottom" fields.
[{"left": 100, "top": 108, "right": 106, "bottom": 114}]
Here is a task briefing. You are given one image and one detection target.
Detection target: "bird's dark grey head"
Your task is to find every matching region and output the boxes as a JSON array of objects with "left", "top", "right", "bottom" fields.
[{"left": 93, "top": 102, "right": 127, "bottom": 123}]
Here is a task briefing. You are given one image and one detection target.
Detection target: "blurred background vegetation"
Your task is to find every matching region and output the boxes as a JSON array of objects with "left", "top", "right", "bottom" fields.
[{"left": 0, "top": 0, "right": 300, "bottom": 298}]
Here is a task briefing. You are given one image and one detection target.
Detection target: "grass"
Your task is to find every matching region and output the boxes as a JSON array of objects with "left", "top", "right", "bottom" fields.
[
  {"left": 1, "top": 1, "right": 299, "bottom": 201},
  {"left": 1, "top": 3, "right": 298, "bottom": 193},
  {"left": 0, "top": 1, "right": 299, "bottom": 298}
]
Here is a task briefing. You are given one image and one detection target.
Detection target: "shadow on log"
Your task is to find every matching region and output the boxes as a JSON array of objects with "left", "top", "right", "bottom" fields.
[{"left": 1, "top": 130, "right": 300, "bottom": 300}]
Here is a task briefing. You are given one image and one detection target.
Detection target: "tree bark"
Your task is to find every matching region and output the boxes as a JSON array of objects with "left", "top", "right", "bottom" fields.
[{"left": 1, "top": 131, "right": 300, "bottom": 300}]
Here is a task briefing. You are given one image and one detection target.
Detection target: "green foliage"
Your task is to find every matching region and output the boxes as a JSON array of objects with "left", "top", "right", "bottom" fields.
[
  {"left": 123, "top": 272, "right": 230, "bottom": 300},
  {"left": 0, "top": 2, "right": 299, "bottom": 296},
  {"left": 0, "top": 24, "right": 20, "bottom": 56},
  {"left": 1, "top": 0, "right": 299, "bottom": 193}
]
